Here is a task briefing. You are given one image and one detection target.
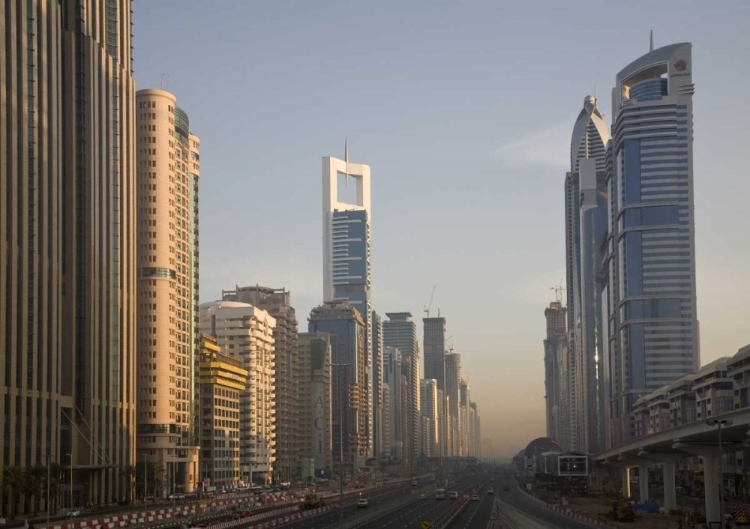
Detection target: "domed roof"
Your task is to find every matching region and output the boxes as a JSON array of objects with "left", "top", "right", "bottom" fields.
[{"left": 524, "top": 437, "right": 563, "bottom": 457}]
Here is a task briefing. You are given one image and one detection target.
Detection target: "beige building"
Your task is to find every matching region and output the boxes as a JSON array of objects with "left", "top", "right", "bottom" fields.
[
  {"left": 135, "top": 89, "right": 201, "bottom": 494},
  {"left": 222, "top": 286, "right": 299, "bottom": 483},
  {"left": 199, "top": 334, "right": 246, "bottom": 490},
  {"left": 297, "top": 333, "right": 333, "bottom": 476},
  {"left": 1, "top": 0, "right": 137, "bottom": 509},
  {"left": 200, "top": 301, "right": 276, "bottom": 486}
]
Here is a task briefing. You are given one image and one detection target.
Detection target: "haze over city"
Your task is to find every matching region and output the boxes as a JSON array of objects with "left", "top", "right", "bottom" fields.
[{"left": 133, "top": 1, "right": 750, "bottom": 457}]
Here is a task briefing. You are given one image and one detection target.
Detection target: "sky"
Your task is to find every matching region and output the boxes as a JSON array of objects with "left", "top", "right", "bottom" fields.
[{"left": 133, "top": 0, "right": 750, "bottom": 457}]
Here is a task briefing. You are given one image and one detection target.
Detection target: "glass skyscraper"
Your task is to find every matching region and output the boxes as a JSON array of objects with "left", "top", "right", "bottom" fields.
[{"left": 603, "top": 42, "right": 700, "bottom": 446}]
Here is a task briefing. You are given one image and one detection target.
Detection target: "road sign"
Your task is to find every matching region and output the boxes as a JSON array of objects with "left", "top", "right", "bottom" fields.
[{"left": 421, "top": 521, "right": 431, "bottom": 529}]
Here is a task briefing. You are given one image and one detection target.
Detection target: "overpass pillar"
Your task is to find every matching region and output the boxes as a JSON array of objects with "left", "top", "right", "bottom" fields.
[
  {"left": 703, "top": 455, "right": 720, "bottom": 525},
  {"left": 622, "top": 466, "right": 631, "bottom": 498},
  {"left": 639, "top": 465, "right": 649, "bottom": 502},
  {"left": 662, "top": 461, "right": 677, "bottom": 513}
]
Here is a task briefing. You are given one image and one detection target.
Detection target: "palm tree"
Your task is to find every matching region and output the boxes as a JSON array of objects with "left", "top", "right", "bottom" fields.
[
  {"left": 24, "top": 465, "right": 47, "bottom": 516},
  {"left": 46, "top": 462, "right": 62, "bottom": 515},
  {"left": 121, "top": 465, "right": 137, "bottom": 503},
  {"left": 3, "top": 466, "right": 25, "bottom": 519}
]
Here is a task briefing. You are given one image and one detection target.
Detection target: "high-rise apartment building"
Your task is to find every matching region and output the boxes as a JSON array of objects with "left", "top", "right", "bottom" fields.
[
  {"left": 297, "top": 333, "right": 333, "bottom": 476},
  {"left": 444, "top": 353, "right": 461, "bottom": 456},
  {"left": 383, "top": 313, "right": 421, "bottom": 465},
  {"left": 603, "top": 42, "right": 700, "bottom": 447},
  {"left": 564, "top": 94, "right": 610, "bottom": 454},
  {"left": 200, "top": 301, "right": 276, "bottom": 486},
  {"left": 308, "top": 301, "right": 368, "bottom": 471},
  {"left": 135, "top": 88, "right": 201, "bottom": 493},
  {"left": 543, "top": 301, "right": 568, "bottom": 447},
  {"left": 221, "top": 286, "right": 299, "bottom": 482},
  {"left": 3, "top": 0, "right": 139, "bottom": 506},
  {"left": 198, "top": 334, "right": 246, "bottom": 490},
  {"left": 383, "top": 347, "right": 403, "bottom": 459},
  {"left": 322, "top": 148, "right": 373, "bottom": 459},
  {"left": 420, "top": 380, "right": 439, "bottom": 457},
  {"left": 372, "top": 312, "right": 384, "bottom": 461},
  {"left": 459, "top": 377, "right": 470, "bottom": 457}
]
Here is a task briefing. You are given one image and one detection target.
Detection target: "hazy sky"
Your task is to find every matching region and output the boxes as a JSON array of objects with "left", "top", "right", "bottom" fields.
[{"left": 134, "top": 0, "right": 750, "bottom": 456}]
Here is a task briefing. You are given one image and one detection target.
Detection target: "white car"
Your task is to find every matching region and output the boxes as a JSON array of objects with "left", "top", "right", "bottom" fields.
[
  {"left": 487, "top": 488, "right": 495, "bottom": 495},
  {"left": 471, "top": 494, "right": 480, "bottom": 502},
  {"left": 67, "top": 510, "right": 80, "bottom": 518},
  {"left": 357, "top": 498, "right": 369, "bottom": 508},
  {"left": 449, "top": 491, "right": 459, "bottom": 500}
]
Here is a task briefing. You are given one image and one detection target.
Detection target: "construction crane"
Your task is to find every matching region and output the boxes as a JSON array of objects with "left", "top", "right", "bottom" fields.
[
  {"left": 423, "top": 285, "right": 437, "bottom": 318},
  {"left": 446, "top": 335, "right": 454, "bottom": 355},
  {"left": 550, "top": 280, "right": 565, "bottom": 303}
]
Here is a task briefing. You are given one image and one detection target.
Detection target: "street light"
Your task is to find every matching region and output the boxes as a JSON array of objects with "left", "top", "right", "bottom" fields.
[
  {"left": 332, "top": 362, "right": 351, "bottom": 529},
  {"left": 707, "top": 418, "right": 733, "bottom": 529},
  {"left": 66, "top": 453, "right": 73, "bottom": 512}
]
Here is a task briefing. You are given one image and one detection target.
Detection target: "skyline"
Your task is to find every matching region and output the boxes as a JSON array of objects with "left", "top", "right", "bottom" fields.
[{"left": 132, "top": 1, "right": 750, "bottom": 456}]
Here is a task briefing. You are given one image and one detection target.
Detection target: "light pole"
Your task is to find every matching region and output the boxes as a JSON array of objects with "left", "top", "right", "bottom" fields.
[
  {"left": 67, "top": 453, "right": 73, "bottom": 511},
  {"left": 707, "top": 418, "right": 732, "bottom": 529},
  {"left": 332, "top": 363, "right": 351, "bottom": 529}
]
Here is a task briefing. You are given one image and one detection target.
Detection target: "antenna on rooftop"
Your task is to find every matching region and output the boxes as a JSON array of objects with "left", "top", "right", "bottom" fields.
[{"left": 650, "top": 30, "right": 654, "bottom": 52}]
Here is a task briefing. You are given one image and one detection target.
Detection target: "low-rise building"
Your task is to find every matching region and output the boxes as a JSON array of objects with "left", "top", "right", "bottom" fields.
[{"left": 199, "top": 334, "right": 247, "bottom": 490}]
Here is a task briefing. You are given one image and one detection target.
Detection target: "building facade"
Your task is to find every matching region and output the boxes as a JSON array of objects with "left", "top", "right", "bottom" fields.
[
  {"left": 423, "top": 318, "right": 447, "bottom": 390},
  {"left": 297, "top": 333, "right": 333, "bottom": 477},
  {"left": 383, "top": 313, "right": 421, "bottom": 465},
  {"left": 322, "top": 149, "right": 373, "bottom": 459},
  {"left": 198, "top": 334, "right": 246, "bottom": 490},
  {"left": 420, "top": 380, "right": 439, "bottom": 457},
  {"left": 0, "top": 0, "right": 140, "bottom": 507},
  {"left": 604, "top": 42, "right": 700, "bottom": 447},
  {"left": 372, "top": 311, "right": 384, "bottom": 461},
  {"left": 543, "top": 301, "right": 568, "bottom": 447},
  {"left": 221, "top": 286, "right": 299, "bottom": 483},
  {"left": 383, "top": 347, "right": 403, "bottom": 459},
  {"left": 135, "top": 88, "right": 201, "bottom": 494},
  {"left": 308, "top": 301, "right": 367, "bottom": 472},
  {"left": 199, "top": 301, "right": 276, "bottom": 486},
  {"left": 564, "top": 95, "right": 610, "bottom": 454},
  {"left": 444, "top": 353, "right": 461, "bottom": 456}
]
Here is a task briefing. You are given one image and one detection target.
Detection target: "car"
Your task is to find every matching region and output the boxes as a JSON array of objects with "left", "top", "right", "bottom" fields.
[
  {"left": 487, "top": 488, "right": 495, "bottom": 495},
  {"left": 357, "top": 498, "right": 369, "bottom": 508},
  {"left": 67, "top": 510, "right": 81, "bottom": 517},
  {"left": 449, "top": 491, "right": 459, "bottom": 500},
  {"left": 503, "top": 485, "right": 510, "bottom": 492},
  {"left": 411, "top": 480, "right": 418, "bottom": 488},
  {"left": 471, "top": 494, "right": 480, "bottom": 502},
  {"left": 490, "top": 477, "right": 495, "bottom": 482}
]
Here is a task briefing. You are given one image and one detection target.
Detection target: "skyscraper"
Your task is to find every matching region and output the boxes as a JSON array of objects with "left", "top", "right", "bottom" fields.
[
  {"left": 383, "top": 347, "right": 403, "bottom": 459},
  {"left": 423, "top": 317, "right": 447, "bottom": 390},
  {"left": 372, "top": 311, "right": 384, "bottom": 461},
  {"left": 420, "top": 379, "right": 439, "bottom": 457},
  {"left": 0, "top": 0, "right": 138, "bottom": 506},
  {"left": 383, "top": 313, "right": 421, "bottom": 465},
  {"left": 200, "top": 301, "right": 277, "bottom": 486},
  {"left": 297, "top": 332, "right": 333, "bottom": 476},
  {"left": 136, "top": 88, "right": 201, "bottom": 492},
  {"left": 308, "top": 301, "right": 368, "bottom": 470},
  {"left": 564, "top": 94, "right": 610, "bottom": 454},
  {"left": 221, "top": 286, "right": 299, "bottom": 482},
  {"left": 603, "top": 42, "right": 700, "bottom": 447},
  {"left": 543, "top": 301, "right": 567, "bottom": 447},
  {"left": 444, "top": 353, "right": 461, "bottom": 456},
  {"left": 322, "top": 147, "right": 373, "bottom": 459}
]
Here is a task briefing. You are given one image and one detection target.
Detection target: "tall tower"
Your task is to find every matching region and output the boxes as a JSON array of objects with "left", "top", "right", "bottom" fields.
[
  {"left": 606, "top": 42, "right": 699, "bottom": 446},
  {"left": 322, "top": 146, "right": 373, "bottom": 458},
  {"left": 136, "top": 89, "right": 201, "bottom": 491},
  {"left": 308, "top": 301, "right": 368, "bottom": 470},
  {"left": 444, "top": 353, "right": 461, "bottom": 456},
  {"left": 423, "top": 317, "right": 447, "bottom": 390},
  {"left": 419, "top": 379, "right": 439, "bottom": 457},
  {"left": 565, "top": 95, "right": 610, "bottom": 454},
  {"left": 543, "top": 301, "right": 567, "bottom": 447},
  {"left": 383, "top": 313, "right": 421, "bottom": 465}
]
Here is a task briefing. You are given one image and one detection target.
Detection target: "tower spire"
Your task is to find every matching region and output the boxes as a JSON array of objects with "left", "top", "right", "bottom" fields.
[{"left": 649, "top": 30, "right": 654, "bottom": 52}]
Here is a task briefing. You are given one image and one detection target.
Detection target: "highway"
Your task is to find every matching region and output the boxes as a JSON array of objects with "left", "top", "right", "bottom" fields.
[
  {"left": 335, "top": 473, "right": 486, "bottom": 529},
  {"left": 445, "top": 489, "right": 494, "bottom": 529}
]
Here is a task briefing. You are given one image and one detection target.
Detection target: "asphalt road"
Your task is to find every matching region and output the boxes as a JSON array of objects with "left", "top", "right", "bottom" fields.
[
  {"left": 350, "top": 473, "right": 487, "bottom": 529},
  {"left": 445, "top": 488, "right": 495, "bottom": 529},
  {"left": 493, "top": 479, "right": 598, "bottom": 529},
  {"left": 279, "top": 479, "right": 430, "bottom": 529}
]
